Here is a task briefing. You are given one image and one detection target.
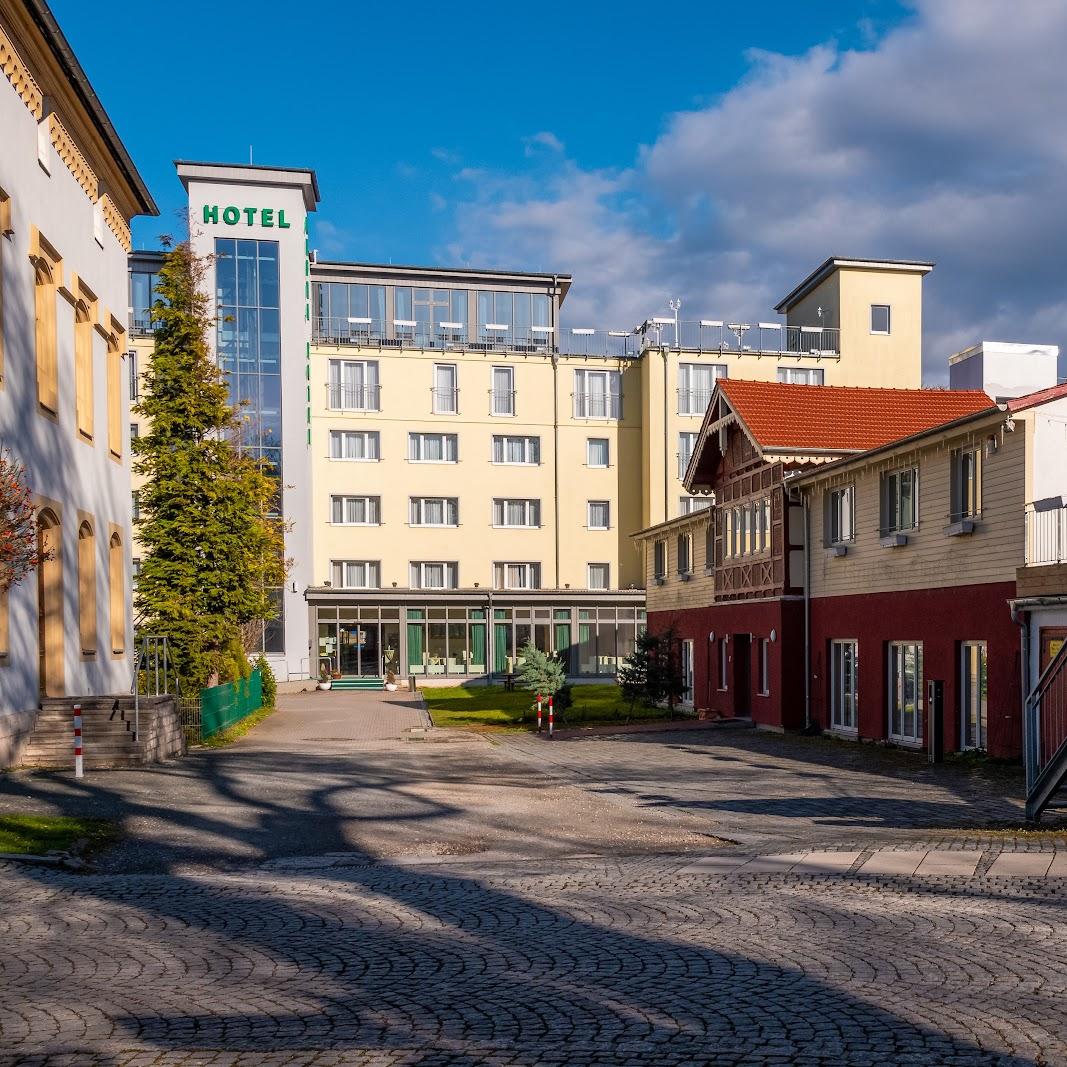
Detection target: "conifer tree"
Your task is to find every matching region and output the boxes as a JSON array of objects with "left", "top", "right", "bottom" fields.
[{"left": 133, "top": 243, "right": 288, "bottom": 689}]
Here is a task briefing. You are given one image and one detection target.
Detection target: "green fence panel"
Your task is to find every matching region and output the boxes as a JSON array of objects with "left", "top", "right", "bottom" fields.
[{"left": 200, "top": 668, "right": 263, "bottom": 740}]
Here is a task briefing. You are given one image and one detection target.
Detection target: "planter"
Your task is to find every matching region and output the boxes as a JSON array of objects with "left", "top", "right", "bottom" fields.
[
  {"left": 384, "top": 683, "right": 397, "bottom": 692},
  {"left": 318, "top": 681, "right": 332, "bottom": 691}
]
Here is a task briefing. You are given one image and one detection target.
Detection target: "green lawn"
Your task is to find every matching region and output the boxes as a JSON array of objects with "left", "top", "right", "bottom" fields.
[
  {"left": 421, "top": 684, "right": 676, "bottom": 729},
  {"left": 0, "top": 814, "right": 117, "bottom": 856}
]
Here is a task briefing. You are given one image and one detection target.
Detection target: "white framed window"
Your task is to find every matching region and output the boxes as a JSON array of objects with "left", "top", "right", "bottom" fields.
[
  {"left": 677, "top": 532, "right": 692, "bottom": 575},
  {"left": 410, "top": 561, "right": 458, "bottom": 590},
  {"left": 330, "top": 495, "right": 380, "bottom": 525},
  {"left": 777, "top": 367, "right": 824, "bottom": 386},
  {"left": 677, "top": 363, "right": 725, "bottom": 415},
  {"left": 681, "top": 639, "right": 694, "bottom": 705},
  {"left": 653, "top": 539, "right": 666, "bottom": 580},
  {"left": 574, "top": 368, "right": 621, "bottom": 419},
  {"left": 951, "top": 447, "right": 982, "bottom": 521},
  {"left": 432, "top": 363, "right": 458, "bottom": 414},
  {"left": 492, "top": 435, "right": 540, "bottom": 464},
  {"left": 754, "top": 497, "right": 772, "bottom": 552},
  {"left": 718, "top": 637, "right": 729, "bottom": 691},
  {"left": 870, "top": 304, "right": 891, "bottom": 334},
  {"left": 491, "top": 365, "right": 515, "bottom": 415},
  {"left": 679, "top": 495, "right": 711, "bottom": 516},
  {"left": 881, "top": 468, "right": 918, "bottom": 534},
  {"left": 587, "top": 437, "right": 610, "bottom": 467},
  {"left": 888, "top": 641, "right": 923, "bottom": 744},
  {"left": 409, "top": 432, "right": 458, "bottom": 463},
  {"left": 758, "top": 638, "right": 770, "bottom": 696},
  {"left": 827, "top": 485, "right": 854, "bottom": 544},
  {"left": 328, "top": 359, "right": 380, "bottom": 411},
  {"left": 678, "top": 432, "right": 699, "bottom": 480},
  {"left": 331, "top": 560, "right": 380, "bottom": 589},
  {"left": 587, "top": 500, "right": 610, "bottom": 530},
  {"left": 830, "top": 640, "right": 858, "bottom": 732},
  {"left": 961, "top": 641, "right": 987, "bottom": 751},
  {"left": 493, "top": 498, "right": 541, "bottom": 528},
  {"left": 587, "top": 563, "right": 610, "bottom": 590},
  {"left": 493, "top": 562, "right": 541, "bottom": 589},
  {"left": 409, "top": 497, "right": 459, "bottom": 527},
  {"left": 329, "top": 429, "right": 380, "bottom": 461}
]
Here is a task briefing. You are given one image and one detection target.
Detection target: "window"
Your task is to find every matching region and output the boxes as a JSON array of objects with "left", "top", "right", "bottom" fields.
[
  {"left": 951, "top": 447, "right": 982, "bottom": 521},
  {"left": 132, "top": 491, "right": 140, "bottom": 522},
  {"left": 587, "top": 438, "right": 610, "bottom": 467},
  {"left": 677, "top": 363, "right": 725, "bottom": 415},
  {"left": 313, "top": 281, "right": 387, "bottom": 339},
  {"left": 129, "top": 267, "right": 163, "bottom": 334},
  {"left": 718, "top": 637, "right": 729, "bottom": 690},
  {"left": 888, "top": 641, "right": 923, "bottom": 744},
  {"left": 574, "top": 369, "right": 621, "bottom": 419},
  {"left": 330, "top": 495, "right": 380, "bottom": 525},
  {"left": 328, "top": 359, "right": 380, "bottom": 411},
  {"left": 677, "top": 533, "right": 692, "bottom": 575},
  {"left": 128, "top": 348, "right": 139, "bottom": 401},
  {"left": 329, "top": 429, "right": 380, "bottom": 461},
  {"left": 331, "top": 560, "right": 380, "bottom": 588},
  {"left": 881, "top": 468, "right": 918, "bottom": 534},
  {"left": 108, "top": 531, "right": 125, "bottom": 655},
  {"left": 587, "top": 563, "right": 610, "bottom": 590},
  {"left": 493, "top": 499, "right": 541, "bottom": 528},
  {"left": 410, "top": 497, "right": 459, "bottom": 527},
  {"left": 77, "top": 521, "right": 96, "bottom": 655},
  {"left": 492, "top": 435, "right": 539, "bottom": 464},
  {"left": 588, "top": 501, "right": 610, "bottom": 530},
  {"left": 493, "top": 562, "right": 541, "bottom": 589},
  {"left": 754, "top": 497, "right": 772, "bottom": 552},
  {"left": 106, "top": 333, "right": 124, "bottom": 460},
  {"left": 409, "top": 432, "right": 458, "bottom": 463},
  {"left": 678, "top": 432, "right": 698, "bottom": 479},
  {"left": 777, "top": 367, "right": 824, "bottom": 385},
  {"left": 477, "top": 290, "right": 549, "bottom": 344},
  {"left": 432, "top": 363, "right": 458, "bottom": 414},
  {"left": 32, "top": 231, "right": 61, "bottom": 414},
  {"left": 827, "top": 485, "right": 855, "bottom": 544},
  {"left": 130, "top": 423, "right": 139, "bottom": 440},
  {"left": 758, "top": 639, "right": 770, "bottom": 696},
  {"left": 491, "top": 365, "right": 515, "bottom": 415},
  {"left": 410, "top": 561, "right": 458, "bottom": 589},
  {"left": 75, "top": 289, "right": 95, "bottom": 441},
  {"left": 653, "top": 539, "right": 666, "bottom": 580},
  {"left": 679, "top": 496, "right": 711, "bottom": 516},
  {"left": 132, "top": 558, "right": 141, "bottom": 580},
  {"left": 830, "top": 640, "right": 858, "bottom": 732},
  {"left": 870, "top": 304, "right": 891, "bottom": 334},
  {"left": 681, "top": 639, "right": 694, "bottom": 704},
  {"left": 960, "top": 641, "right": 987, "bottom": 751}
]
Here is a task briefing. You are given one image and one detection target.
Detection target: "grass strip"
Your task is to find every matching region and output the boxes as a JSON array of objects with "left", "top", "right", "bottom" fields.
[{"left": 0, "top": 814, "right": 118, "bottom": 856}]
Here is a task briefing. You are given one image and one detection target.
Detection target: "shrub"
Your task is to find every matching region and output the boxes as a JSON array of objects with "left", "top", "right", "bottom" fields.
[{"left": 256, "top": 654, "right": 277, "bottom": 708}]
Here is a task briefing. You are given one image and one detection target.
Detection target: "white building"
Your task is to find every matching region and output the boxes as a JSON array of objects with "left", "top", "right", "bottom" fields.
[{"left": 0, "top": 0, "right": 156, "bottom": 764}]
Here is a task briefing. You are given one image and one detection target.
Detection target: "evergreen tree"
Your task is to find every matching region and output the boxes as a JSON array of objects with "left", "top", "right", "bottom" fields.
[
  {"left": 133, "top": 243, "right": 288, "bottom": 689},
  {"left": 617, "top": 627, "right": 688, "bottom": 718},
  {"left": 516, "top": 641, "right": 566, "bottom": 699},
  {"left": 618, "top": 630, "right": 656, "bottom": 714}
]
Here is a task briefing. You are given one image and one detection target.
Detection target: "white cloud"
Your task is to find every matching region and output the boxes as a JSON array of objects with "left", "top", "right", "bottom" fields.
[
  {"left": 445, "top": 0, "right": 1067, "bottom": 381},
  {"left": 522, "top": 131, "right": 565, "bottom": 156}
]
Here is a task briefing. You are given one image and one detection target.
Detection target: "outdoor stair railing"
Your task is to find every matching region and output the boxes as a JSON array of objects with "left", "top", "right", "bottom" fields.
[
  {"left": 1024, "top": 638, "right": 1067, "bottom": 821},
  {"left": 131, "top": 634, "right": 177, "bottom": 742}
]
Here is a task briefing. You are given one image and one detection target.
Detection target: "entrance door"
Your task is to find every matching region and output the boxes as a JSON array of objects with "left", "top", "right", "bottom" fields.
[
  {"left": 960, "top": 641, "right": 987, "bottom": 750},
  {"left": 733, "top": 634, "right": 751, "bottom": 716},
  {"left": 681, "top": 639, "right": 694, "bottom": 706},
  {"left": 888, "top": 641, "right": 924, "bottom": 744},
  {"left": 1040, "top": 627, "right": 1067, "bottom": 671},
  {"left": 340, "top": 622, "right": 382, "bottom": 676}
]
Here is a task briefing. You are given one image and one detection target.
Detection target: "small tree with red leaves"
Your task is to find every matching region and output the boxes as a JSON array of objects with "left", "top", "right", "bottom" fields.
[{"left": 0, "top": 449, "right": 42, "bottom": 593}]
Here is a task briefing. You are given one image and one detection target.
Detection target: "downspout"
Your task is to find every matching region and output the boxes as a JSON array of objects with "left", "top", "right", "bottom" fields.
[
  {"left": 552, "top": 274, "right": 561, "bottom": 589},
  {"left": 662, "top": 346, "right": 670, "bottom": 522},
  {"left": 803, "top": 494, "right": 812, "bottom": 731},
  {"left": 486, "top": 588, "right": 495, "bottom": 687}
]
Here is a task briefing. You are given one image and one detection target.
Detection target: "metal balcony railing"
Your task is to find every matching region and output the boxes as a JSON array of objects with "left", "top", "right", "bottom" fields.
[
  {"left": 327, "top": 383, "right": 381, "bottom": 411},
  {"left": 1025, "top": 503, "right": 1067, "bottom": 565},
  {"left": 1025, "top": 639, "right": 1067, "bottom": 820},
  {"left": 129, "top": 315, "right": 155, "bottom": 337},
  {"left": 431, "top": 387, "right": 459, "bottom": 414},
  {"left": 677, "top": 389, "right": 714, "bottom": 416},
  {"left": 490, "top": 389, "right": 516, "bottom": 416},
  {"left": 643, "top": 320, "right": 840, "bottom": 356},
  {"left": 573, "top": 393, "right": 622, "bottom": 420}
]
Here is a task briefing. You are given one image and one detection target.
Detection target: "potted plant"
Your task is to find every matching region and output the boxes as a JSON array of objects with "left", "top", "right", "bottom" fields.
[
  {"left": 384, "top": 670, "right": 398, "bottom": 692},
  {"left": 317, "top": 666, "right": 332, "bottom": 691}
]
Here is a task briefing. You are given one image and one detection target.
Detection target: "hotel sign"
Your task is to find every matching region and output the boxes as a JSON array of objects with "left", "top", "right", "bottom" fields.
[{"left": 202, "top": 205, "right": 291, "bottom": 228}]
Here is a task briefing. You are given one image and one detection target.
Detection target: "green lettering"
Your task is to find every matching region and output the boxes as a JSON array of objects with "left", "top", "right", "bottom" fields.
[
  {"left": 261, "top": 208, "right": 275, "bottom": 227},
  {"left": 278, "top": 209, "right": 291, "bottom": 229},
  {"left": 222, "top": 206, "right": 240, "bottom": 225},
  {"left": 244, "top": 207, "right": 257, "bottom": 225},
  {"left": 203, "top": 205, "right": 218, "bottom": 224}
]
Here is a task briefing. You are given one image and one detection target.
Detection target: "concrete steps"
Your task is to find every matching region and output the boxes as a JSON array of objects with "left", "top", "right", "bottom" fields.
[
  {"left": 330, "top": 676, "right": 385, "bottom": 691},
  {"left": 19, "top": 698, "right": 149, "bottom": 769}
]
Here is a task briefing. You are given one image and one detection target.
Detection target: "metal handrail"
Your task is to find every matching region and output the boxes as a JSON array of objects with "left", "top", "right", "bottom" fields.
[{"left": 131, "top": 634, "right": 177, "bottom": 743}]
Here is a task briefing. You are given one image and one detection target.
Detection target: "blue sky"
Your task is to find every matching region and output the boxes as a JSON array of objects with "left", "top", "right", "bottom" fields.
[{"left": 52, "top": 1, "right": 1067, "bottom": 380}]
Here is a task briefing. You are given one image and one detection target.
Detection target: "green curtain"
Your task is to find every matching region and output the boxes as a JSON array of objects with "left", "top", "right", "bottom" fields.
[
  {"left": 555, "top": 623, "right": 572, "bottom": 675},
  {"left": 494, "top": 623, "right": 509, "bottom": 673},
  {"left": 579, "top": 623, "right": 595, "bottom": 675},
  {"left": 407, "top": 623, "right": 424, "bottom": 671},
  {"left": 469, "top": 624, "right": 486, "bottom": 670}
]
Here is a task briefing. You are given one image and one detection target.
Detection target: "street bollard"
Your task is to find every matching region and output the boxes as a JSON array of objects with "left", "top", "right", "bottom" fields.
[
  {"left": 548, "top": 696, "right": 554, "bottom": 739},
  {"left": 73, "top": 704, "right": 83, "bottom": 779},
  {"left": 537, "top": 693, "right": 543, "bottom": 732}
]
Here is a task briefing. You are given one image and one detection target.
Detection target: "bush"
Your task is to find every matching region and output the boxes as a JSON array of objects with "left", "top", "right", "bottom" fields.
[
  {"left": 256, "top": 654, "right": 277, "bottom": 708},
  {"left": 554, "top": 683, "right": 573, "bottom": 712}
]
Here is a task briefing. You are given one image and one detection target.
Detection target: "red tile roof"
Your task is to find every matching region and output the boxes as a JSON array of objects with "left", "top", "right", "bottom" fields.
[
  {"left": 718, "top": 379, "right": 996, "bottom": 452},
  {"left": 1007, "top": 381, "right": 1067, "bottom": 414}
]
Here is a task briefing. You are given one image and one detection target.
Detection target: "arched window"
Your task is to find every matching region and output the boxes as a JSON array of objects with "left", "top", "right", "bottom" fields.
[
  {"left": 34, "top": 254, "right": 58, "bottom": 414},
  {"left": 108, "top": 531, "right": 125, "bottom": 655},
  {"left": 77, "top": 520, "right": 96, "bottom": 655},
  {"left": 75, "top": 298, "right": 94, "bottom": 441},
  {"left": 106, "top": 332, "right": 124, "bottom": 460},
  {"left": 36, "top": 508, "right": 64, "bottom": 696}
]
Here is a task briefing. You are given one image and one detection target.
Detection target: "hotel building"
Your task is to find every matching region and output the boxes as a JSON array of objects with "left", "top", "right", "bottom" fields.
[{"left": 0, "top": 0, "right": 156, "bottom": 762}]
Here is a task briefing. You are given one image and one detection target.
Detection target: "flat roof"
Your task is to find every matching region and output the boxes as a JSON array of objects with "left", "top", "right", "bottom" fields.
[
  {"left": 774, "top": 256, "right": 934, "bottom": 313},
  {"left": 21, "top": 0, "right": 157, "bottom": 215},
  {"left": 175, "top": 160, "right": 320, "bottom": 211}
]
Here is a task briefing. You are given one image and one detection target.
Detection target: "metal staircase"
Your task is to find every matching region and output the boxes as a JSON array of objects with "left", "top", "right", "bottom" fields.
[{"left": 1024, "top": 640, "right": 1067, "bottom": 821}]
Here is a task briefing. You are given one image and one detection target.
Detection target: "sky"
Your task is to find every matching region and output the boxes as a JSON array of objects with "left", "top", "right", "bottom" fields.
[{"left": 53, "top": 0, "right": 1067, "bottom": 383}]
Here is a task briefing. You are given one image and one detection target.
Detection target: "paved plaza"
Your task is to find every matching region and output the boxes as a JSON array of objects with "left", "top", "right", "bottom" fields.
[{"left": 1, "top": 692, "right": 1066, "bottom": 1065}]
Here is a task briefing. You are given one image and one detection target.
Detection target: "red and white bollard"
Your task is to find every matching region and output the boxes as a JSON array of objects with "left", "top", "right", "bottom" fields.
[
  {"left": 73, "top": 703, "right": 83, "bottom": 779},
  {"left": 548, "top": 695, "right": 554, "bottom": 739},
  {"left": 536, "top": 693, "right": 543, "bottom": 732}
]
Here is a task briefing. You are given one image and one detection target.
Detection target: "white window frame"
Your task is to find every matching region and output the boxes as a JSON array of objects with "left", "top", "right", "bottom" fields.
[
  {"left": 681, "top": 639, "right": 694, "bottom": 705},
  {"left": 329, "top": 495, "right": 381, "bottom": 526},
  {"left": 828, "top": 485, "right": 855, "bottom": 545},
  {"left": 587, "top": 563, "right": 610, "bottom": 590},
  {"left": 491, "top": 365, "right": 515, "bottom": 416},
  {"left": 330, "top": 560, "right": 380, "bottom": 589},
  {"left": 870, "top": 304, "right": 891, "bottom": 335},
  {"left": 573, "top": 368, "right": 621, "bottom": 420},
  {"left": 492, "top": 435, "right": 540, "bottom": 465},
  {"left": 960, "top": 640, "right": 988, "bottom": 751},
  {"left": 718, "top": 637, "right": 729, "bottom": 691},
  {"left": 776, "top": 366, "right": 825, "bottom": 386},
  {"left": 830, "top": 639, "right": 858, "bottom": 734},
  {"left": 409, "top": 497, "right": 459, "bottom": 527},
  {"left": 432, "top": 363, "right": 458, "bottom": 415},
  {"left": 586, "top": 437, "right": 610, "bottom": 468},
  {"left": 410, "top": 561, "right": 458, "bottom": 590},
  {"left": 329, "top": 429, "right": 380, "bottom": 461},
  {"left": 328, "top": 358, "right": 380, "bottom": 411},
  {"left": 678, "top": 432, "right": 698, "bottom": 479},
  {"left": 587, "top": 500, "right": 610, "bottom": 530},
  {"left": 493, "top": 562, "right": 542, "bottom": 590},
  {"left": 653, "top": 539, "right": 666, "bottom": 580},
  {"left": 888, "top": 641, "right": 923, "bottom": 745},
  {"left": 881, "top": 467, "right": 919, "bottom": 534},
  {"left": 492, "top": 498, "right": 541, "bottom": 528},
  {"left": 677, "top": 532, "right": 692, "bottom": 575},
  {"left": 677, "top": 363, "right": 725, "bottom": 416},
  {"left": 758, "top": 638, "right": 770, "bottom": 696},
  {"left": 679, "top": 496, "right": 711, "bottom": 516},
  {"left": 408, "top": 432, "right": 459, "bottom": 463},
  {"left": 951, "top": 446, "right": 982, "bottom": 521}
]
